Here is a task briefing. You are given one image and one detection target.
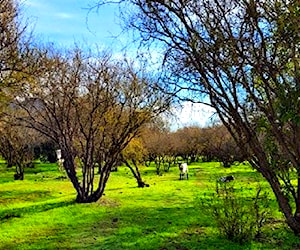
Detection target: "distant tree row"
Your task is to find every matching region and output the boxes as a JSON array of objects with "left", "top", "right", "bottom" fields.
[{"left": 138, "top": 124, "right": 247, "bottom": 175}]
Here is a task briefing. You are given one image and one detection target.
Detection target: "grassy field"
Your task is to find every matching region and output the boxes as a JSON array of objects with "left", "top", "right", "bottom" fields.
[{"left": 1, "top": 161, "right": 300, "bottom": 249}]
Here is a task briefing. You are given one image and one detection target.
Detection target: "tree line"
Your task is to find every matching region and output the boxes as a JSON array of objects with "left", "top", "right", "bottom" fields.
[{"left": 140, "top": 124, "right": 246, "bottom": 172}]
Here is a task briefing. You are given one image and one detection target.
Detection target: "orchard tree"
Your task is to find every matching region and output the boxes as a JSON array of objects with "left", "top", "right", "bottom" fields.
[
  {"left": 96, "top": 0, "right": 300, "bottom": 233},
  {"left": 0, "top": 122, "right": 14, "bottom": 168},
  {"left": 141, "top": 128, "right": 164, "bottom": 174},
  {"left": 0, "top": 0, "right": 30, "bottom": 110},
  {"left": 174, "top": 126, "right": 203, "bottom": 163},
  {"left": 0, "top": 119, "right": 37, "bottom": 179},
  {"left": 11, "top": 48, "right": 171, "bottom": 203},
  {"left": 141, "top": 126, "right": 171, "bottom": 174},
  {"left": 200, "top": 125, "right": 246, "bottom": 167},
  {"left": 121, "top": 138, "right": 149, "bottom": 187},
  {"left": 0, "top": 0, "right": 33, "bottom": 176},
  {"left": 0, "top": 0, "right": 20, "bottom": 79}
]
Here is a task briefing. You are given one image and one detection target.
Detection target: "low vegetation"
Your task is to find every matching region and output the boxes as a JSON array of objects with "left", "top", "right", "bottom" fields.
[{"left": 1, "top": 161, "right": 300, "bottom": 249}]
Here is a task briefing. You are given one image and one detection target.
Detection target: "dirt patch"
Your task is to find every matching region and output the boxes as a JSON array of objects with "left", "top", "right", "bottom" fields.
[
  {"left": 96, "top": 197, "right": 120, "bottom": 207},
  {"left": 182, "top": 226, "right": 205, "bottom": 236}
]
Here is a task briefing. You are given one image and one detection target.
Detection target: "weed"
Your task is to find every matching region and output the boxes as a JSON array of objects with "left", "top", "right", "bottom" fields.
[{"left": 198, "top": 181, "right": 272, "bottom": 244}]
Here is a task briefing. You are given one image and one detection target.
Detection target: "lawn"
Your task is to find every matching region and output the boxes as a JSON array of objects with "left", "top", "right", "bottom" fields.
[{"left": 0, "top": 161, "right": 300, "bottom": 249}]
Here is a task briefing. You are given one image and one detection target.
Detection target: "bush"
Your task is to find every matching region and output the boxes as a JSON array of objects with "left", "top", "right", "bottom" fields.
[{"left": 199, "top": 182, "right": 271, "bottom": 244}]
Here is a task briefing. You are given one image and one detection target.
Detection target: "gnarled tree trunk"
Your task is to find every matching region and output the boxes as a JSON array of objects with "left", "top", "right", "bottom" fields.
[{"left": 122, "top": 159, "right": 149, "bottom": 188}]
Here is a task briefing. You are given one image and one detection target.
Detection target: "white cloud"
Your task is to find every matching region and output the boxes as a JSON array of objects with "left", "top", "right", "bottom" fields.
[
  {"left": 55, "top": 12, "right": 74, "bottom": 19},
  {"left": 170, "top": 102, "right": 217, "bottom": 130}
]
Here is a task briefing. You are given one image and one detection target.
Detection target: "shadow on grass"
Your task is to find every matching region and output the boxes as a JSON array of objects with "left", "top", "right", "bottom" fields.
[
  {"left": 0, "top": 199, "right": 75, "bottom": 222},
  {"left": 0, "top": 189, "right": 53, "bottom": 202},
  {"left": 87, "top": 206, "right": 300, "bottom": 250},
  {"left": 25, "top": 163, "right": 60, "bottom": 174},
  {"left": 0, "top": 163, "right": 63, "bottom": 184},
  {"left": 11, "top": 204, "right": 275, "bottom": 250},
  {"left": 2, "top": 198, "right": 299, "bottom": 250},
  {"left": 106, "top": 186, "right": 141, "bottom": 192}
]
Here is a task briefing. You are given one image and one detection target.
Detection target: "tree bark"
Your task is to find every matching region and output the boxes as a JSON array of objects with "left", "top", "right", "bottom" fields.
[
  {"left": 123, "top": 159, "right": 149, "bottom": 188},
  {"left": 251, "top": 158, "right": 300, "bottom": 235},
  {"left": 14, "top": 163, "right": 24, "bottom": 180}
]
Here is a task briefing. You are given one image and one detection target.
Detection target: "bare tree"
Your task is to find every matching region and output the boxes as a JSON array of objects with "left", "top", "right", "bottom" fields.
[
  {"left": 0, "top": 0, "right": 34, "bottom": 177},
  {"left": 11, "top": 48, "right": 170, "bottom": 202},
  {"left": 141, "top": 126, "right": 170, "bottom": 174},
  {"left": 96, "top": 0, "right": 300, "bottom": 233},
  {"left": 200, "top": 125, "right": 247, "bottom": 167},
  {"left": 0, "top": 0, "right": 29, "bottom": 109},
  {"left": 0, "top": 119, "right": 37, "bottom": 179},
  {"left": 174, "top": 126, "right": 203, "bottom": 163}
]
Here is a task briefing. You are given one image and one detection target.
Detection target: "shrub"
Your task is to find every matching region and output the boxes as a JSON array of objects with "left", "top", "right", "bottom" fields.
[{"left": 199, "top": 182, "right": 271, "bottom": 244}]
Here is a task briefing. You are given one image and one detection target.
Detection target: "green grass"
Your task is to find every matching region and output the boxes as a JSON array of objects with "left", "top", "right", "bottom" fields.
[{"left": 0, "top": 161, "right": 300, "bottom": 249}]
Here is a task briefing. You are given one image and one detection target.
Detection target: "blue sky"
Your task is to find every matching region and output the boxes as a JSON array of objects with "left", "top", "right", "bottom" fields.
[
  {"left": 21, "top": 0, "right": 215, "bottom": 129},
  {"left": 23, "top": 0, "right": 123, "bottom": 49}
]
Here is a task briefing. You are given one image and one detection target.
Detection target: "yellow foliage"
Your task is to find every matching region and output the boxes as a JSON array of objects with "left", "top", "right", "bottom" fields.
[{"left": 122, "top": 138, "right": 148, "bottom": 162}]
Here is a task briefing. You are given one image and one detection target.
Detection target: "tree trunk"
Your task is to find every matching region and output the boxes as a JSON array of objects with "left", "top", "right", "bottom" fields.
[
  {"left": 144, "top": 160, "right": 150, "bottom": 167},
  {"left": 7, "top": 160, "right": 13, "bottom": 168},
  {"left": 62, "top": 151, "right": 113, "bottom": 203},
  {"left": 252, "top": 159, "right": 300, "bottom": 234},
  {"left": 14, "top": 172, "right": 23, "bottom": 180},
  {"left": 123, "top": 159, "right": 149, "bottom": 188},
  {"left": 155, "top": 157, "right": 161, "bottom": 175},
  {"left": 190, "top": 155, "right": 196, "bottom": 163},
  {"left": 74, "top": 172, "right": 109, "bottom": 203},
  {"left": 63, "top": 154, "right": 86, "bottom": 202},
  {"left": 269, "top": 178, "right": 300, "bottom": 234},
  {"left": 222, "top": 161, "right": 232, "bottom": 168},
  {"left": 75, "top": 191, "right": 102, "bottom": 203},
  {"left": 14, "top": 164, "right": 24, "bottom": 180},
  {"left": 294, "top": 175, "right": 300, "bottom": 225}
]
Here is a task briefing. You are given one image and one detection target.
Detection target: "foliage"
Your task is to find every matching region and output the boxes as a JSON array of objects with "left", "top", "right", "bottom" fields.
[
  {"left": 34, "top": 140, "right": 58, "bottom": 163},
  {"left": 199, "top": 182, "right": 271, "bottom": 244},
  {"left": 121, "top": 138, "right": 149, "bottom": 187},
  {"left": 122, "top": 138, "right": 148, "bottom": 163}
]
